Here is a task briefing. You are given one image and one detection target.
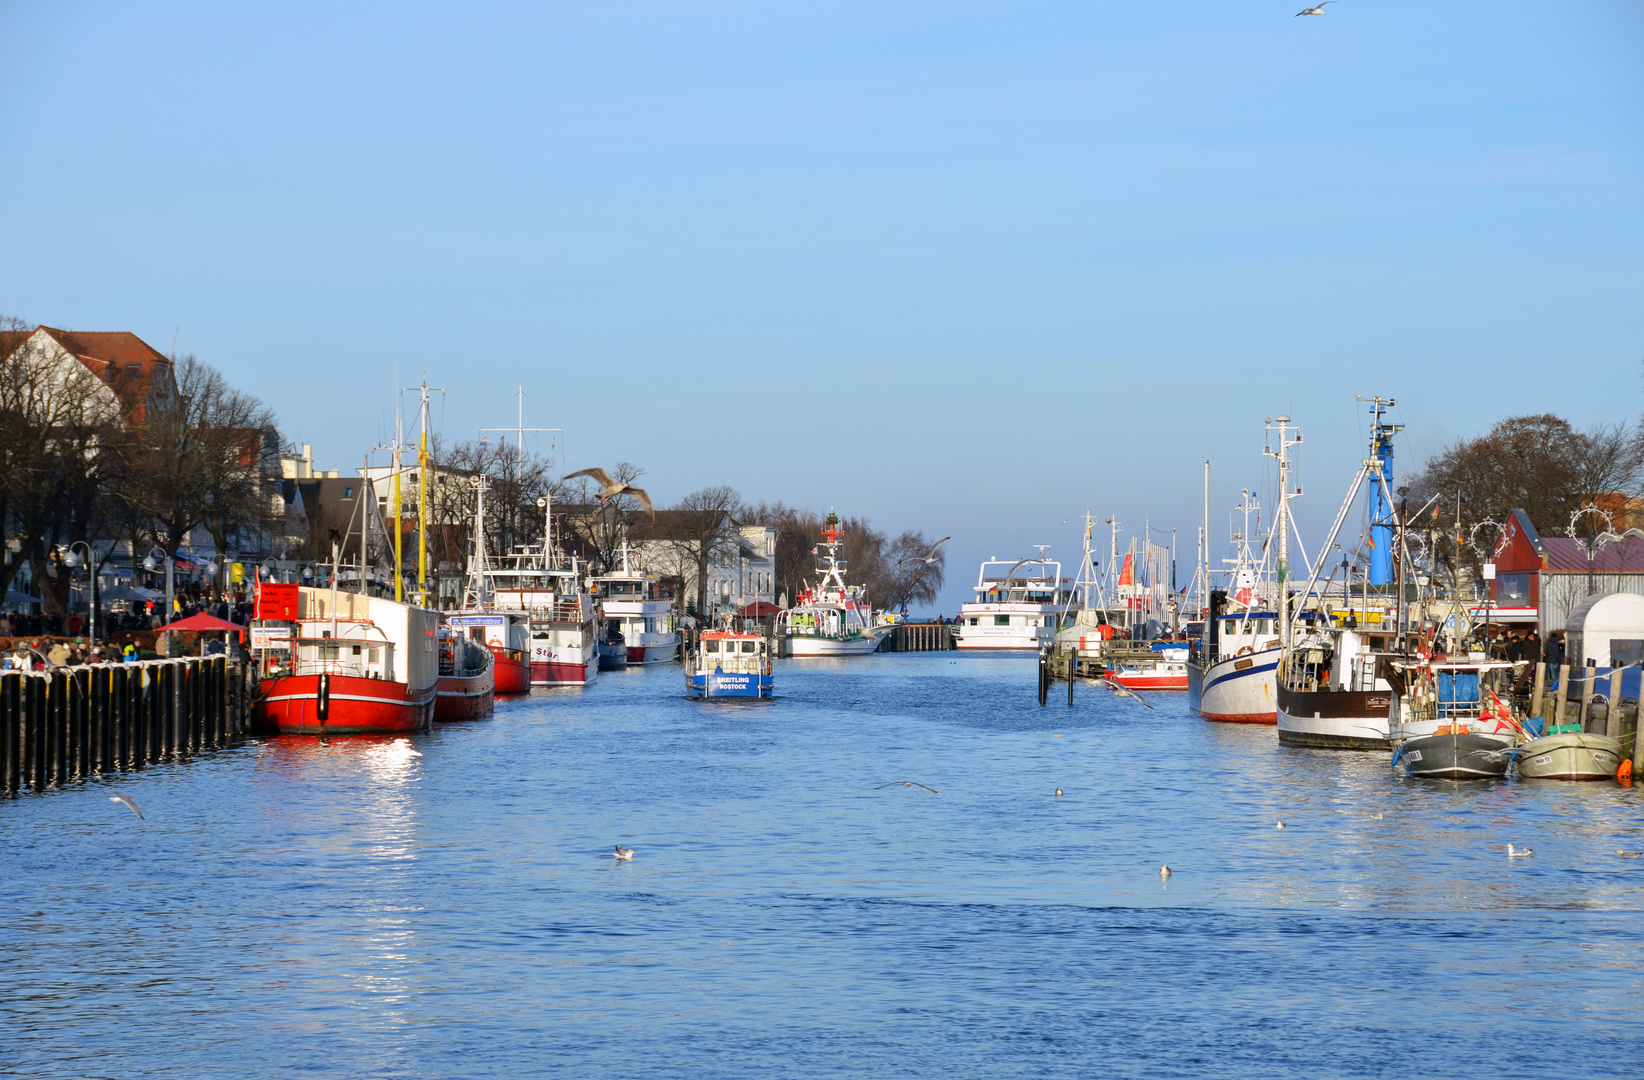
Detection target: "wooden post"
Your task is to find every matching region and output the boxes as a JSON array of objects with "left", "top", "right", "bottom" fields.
[
  {"left": 1608, "top": 667, "right": 1624, "bottom": 740},
  {"left": 1553, "top": 663, "right": 1571, "bottom": 728},
  {"left": 25, "top": 675, "right": 45, "bottom": 791},
  {"left": 2, "top": 673, "right": 18, "bottom": 796},
  {"left": 1530, "top": 662, "right": 1545, "bottom": 723},
  {"left": 1579, "top": 660, "right": 1595, "bottom": 733}
]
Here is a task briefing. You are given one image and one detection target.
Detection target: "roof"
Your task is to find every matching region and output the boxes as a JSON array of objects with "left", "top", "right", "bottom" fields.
[
  {"left": 0, "top": 326, "right": 175, "bottom": 423},
  {"left": 1496, "top": 508, "right": 1644, "bottom": 573}
]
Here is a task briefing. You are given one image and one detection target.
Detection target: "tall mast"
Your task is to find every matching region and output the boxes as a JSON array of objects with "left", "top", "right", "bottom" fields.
[
  {"left": 417, "top": 382, "right": 431, "bottom": 607},
  {"left": 1266, "top": 416, "right": 1301, "bottom": 650},
  {"left": 1202, "top": 460, "right": 1210, "bottom": 620},
  {"left": 391, "top": 399, "right": 404, "bottom": 602}
]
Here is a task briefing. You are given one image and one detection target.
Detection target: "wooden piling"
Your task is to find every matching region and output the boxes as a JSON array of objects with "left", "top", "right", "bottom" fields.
[
  {"left": 1530, "top": 662, "right": 1545, "bottom": 723},
  {"left": 1554, "top": 664, "right": 1571, "bottom": 727},
  {"left": 1579, "top": 661, "right": 1595, "bottom": 733},
  {"left": 2, "top": 673, "right": 19, "bottom": 796},
  {"left": 1608, "top": 667, "right": 1624, "bottom": 740}
]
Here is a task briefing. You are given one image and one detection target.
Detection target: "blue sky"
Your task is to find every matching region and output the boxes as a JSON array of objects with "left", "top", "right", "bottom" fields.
[{"left": 3, "top": 1, "right": 1641, "bottom": 612}]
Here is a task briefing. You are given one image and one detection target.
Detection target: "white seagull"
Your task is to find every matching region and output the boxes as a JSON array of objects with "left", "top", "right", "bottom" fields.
[
  {"left": 1102, "top": 678, "right": 1157, "bottom": 710},
  {"left": 1295, "top": 2, "right": 1335, "bottom": 15},
  {"left": 1507, "top": 843, "right": 1533, "bottom": 858},
  {"left": 1276, "top": 820, "right": 1286, "bottom": 830},
  {"left": 1160, "top": 865, "right": 1173, "bottom": 878},
  {"left": 899, "top": 537, "right": 951, "bottom": 567},
  {"left": 565, "top": 467, "right": 654, "bottom": 516},
  {"left": 613, "top": 845, "right": 635, "bottom": 861},
  {"left": 109, "top": 793, "right": 144, "bottom": 820},
  {"left": 1617, "top": 850, "right": 1642, "bottom": 858},
  {"left": 875, "top": 780, "right": 939, "bottom": 793}
]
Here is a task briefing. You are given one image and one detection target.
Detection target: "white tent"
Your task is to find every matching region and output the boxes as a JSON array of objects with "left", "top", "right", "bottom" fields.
[{"left": 1565, "top": 591, "right": 1644, "bottom": 670}]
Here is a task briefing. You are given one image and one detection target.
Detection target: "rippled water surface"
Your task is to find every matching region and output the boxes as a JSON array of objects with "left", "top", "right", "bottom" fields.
[{"left": 5, "top": 654, "right": 1644, "bottom": 1078}]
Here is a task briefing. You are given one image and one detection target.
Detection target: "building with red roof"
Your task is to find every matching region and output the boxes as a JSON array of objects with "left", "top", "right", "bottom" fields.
[{"left": 1490, "top": 508, "right": 1644, "bottom": 632}]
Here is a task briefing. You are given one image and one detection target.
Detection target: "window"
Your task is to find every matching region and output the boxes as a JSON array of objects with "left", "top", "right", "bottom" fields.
[
  {"left": 741, "top": 640, "right": 756, "bottom": 654},
  {"left": 369, "top": 647, "right": 381, "bottom": 664},
  {"left": 125, "top": 362, "right": 141, "bottom": 376},
  {"left": 705, "top": 640, "right": 719, "bottom": 653},
  {"left": 1497, "top": 573, "right": 1530, "bottom": 604},
  {"left": 968, "top": 617, "right": 979, "bottom": 626},
  {"left": 352, "top": 645, "right": 361, "bottom": 655},
  {"left": 1612, "top": 639, "right": 1644, "bottom": 667},
  {"left": 469, "top": 628, "right": 486, "bottom": 643},
  {"left": 1225, "top": 620, "right": 1239, "bottom": 635},
  {"left": 995, "top": 615, "right": 1011, "bottom": 626},
  {"left": 344, "top": 487, "right": 353, "bottom": 499}
]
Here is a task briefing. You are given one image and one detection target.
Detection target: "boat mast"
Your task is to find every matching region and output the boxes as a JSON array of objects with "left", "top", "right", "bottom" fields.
[
  {"left": 417, "top": 382, "right": 431, "bottom": 608},
  {"left": 392, "top": 396, "right": 404, "bottom": 602},
  {"left": 1201, "top": 461, "right": 1210, "bottom": 623},
  {"left": 1265, "top": 416, "right": 1301, "bottom": 651}
]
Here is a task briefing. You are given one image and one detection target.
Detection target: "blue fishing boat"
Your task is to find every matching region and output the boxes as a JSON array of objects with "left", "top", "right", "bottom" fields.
[{"left": 686, "top": 629, "right": 774, "bottom": 699}]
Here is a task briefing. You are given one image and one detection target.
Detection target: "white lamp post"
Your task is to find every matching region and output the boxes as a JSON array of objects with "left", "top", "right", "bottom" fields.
[{"left": 141, "top": 547, "right": 174, "bottom": 625}]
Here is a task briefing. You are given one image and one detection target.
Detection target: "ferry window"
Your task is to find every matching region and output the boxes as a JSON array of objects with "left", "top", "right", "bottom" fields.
[
  {"left": 741, "top": 640, "right": 756, "bottom": 654},
  {"left": 369, "top": 648, "right": 381, "bottom": 664},
  {"left": 705, "top": 640, "right": 720, "bottom": 653},
  {"left": 352, "top": 645, "right": 361, "bottom": 655},
  {"left": 995, "top": 615, "right": 1011, "bottom": 626},
  {"left": 968, "top": 618, "right": 978, "bottom": 626},
  {"left": 470, "top": 628, "right": 486, "bottom": 642}
]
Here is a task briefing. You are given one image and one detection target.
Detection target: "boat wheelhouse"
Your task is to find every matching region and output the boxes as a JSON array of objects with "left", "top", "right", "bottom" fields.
[{"left": 954, "top": 549, "right": 1066, "bottom": 651}]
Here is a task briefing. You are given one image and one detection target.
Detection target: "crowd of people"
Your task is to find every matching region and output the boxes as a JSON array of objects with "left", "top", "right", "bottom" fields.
[{"left": 0, "top": 595, "right": 252, "bottom": 672}]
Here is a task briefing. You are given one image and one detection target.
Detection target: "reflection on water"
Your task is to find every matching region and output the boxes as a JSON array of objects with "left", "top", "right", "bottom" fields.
[{"left": 4, "top": 654, "right": 1643, "bottom": 1078}]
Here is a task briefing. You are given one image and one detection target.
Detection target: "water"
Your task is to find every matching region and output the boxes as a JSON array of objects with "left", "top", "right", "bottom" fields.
[{"left": 4, "top": 654, "right": 1643, "bottom": 1078}]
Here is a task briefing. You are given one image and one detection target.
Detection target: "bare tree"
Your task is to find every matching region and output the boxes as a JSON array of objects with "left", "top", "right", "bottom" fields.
[
  {"left": 652, "top": 485, "right": 745, "bottom": 617},
  {"left": 877, "top": 530, "right": 948, "bottom": 614},
  {"left": 744, "top": 500, "right": 821, "bottom": 605}
]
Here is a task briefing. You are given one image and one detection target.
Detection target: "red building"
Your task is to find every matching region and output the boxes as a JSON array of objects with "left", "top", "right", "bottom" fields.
[{"left": 1490, "top": 508, "right": 1644, "bottom": 633}]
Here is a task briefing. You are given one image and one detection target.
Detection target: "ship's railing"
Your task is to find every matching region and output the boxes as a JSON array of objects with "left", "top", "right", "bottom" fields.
[{"left": 527, "top": 599, "right": 594, "bottom": 624}]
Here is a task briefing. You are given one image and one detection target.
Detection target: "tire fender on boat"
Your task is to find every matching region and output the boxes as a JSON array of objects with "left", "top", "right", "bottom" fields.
[{"left": 1237, "top": 646, "right": 1254, "bottom": 657}]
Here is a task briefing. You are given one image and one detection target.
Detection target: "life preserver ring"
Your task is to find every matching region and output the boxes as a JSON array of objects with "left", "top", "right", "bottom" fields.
[{"left": 1237, "top": 645, "right": 1254, "bottom": 657}]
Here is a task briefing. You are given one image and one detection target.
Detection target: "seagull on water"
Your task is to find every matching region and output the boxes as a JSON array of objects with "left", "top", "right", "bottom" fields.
[
  {"left": 1055, "top": 788, "right": 1063, "bottom": 797},
  {"left": 564, "top": 467, "right": 654, "bottom": 516},
  {"left": 1160, "top": 865, "right": 1172, "bottom": 878},
  {"left": 1102, "top": 678, "right": 1156, "bottom": 710},
  {"left": 1276, "top": 820, "right": 1286, "bottom": 830},
  {"left": 875, "top": 781, "right": 939, "bottom": 793},
  {"left": 1296, "top": 2, "right": 1335, "bottom": 14},
  {"left": 109, "top": 793, "right": 144, "bottom": 820},
  {"left": 1507, "top": 844, "right": 1533, "bottom": 858},
  {"left": 1618, "top": 850, "right": 1642, "bottom": 858},
  {"left": 613, "top": 845, "right": 634, "bottom": 861}
]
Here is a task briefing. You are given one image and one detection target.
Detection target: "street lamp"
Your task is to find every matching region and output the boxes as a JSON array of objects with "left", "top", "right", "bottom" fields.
[
  {"left": 61, "top": 541, "right": 97, "bottom": 649},
  {"left": 142, "top": 546, "right": 174, "bottom": 625}
]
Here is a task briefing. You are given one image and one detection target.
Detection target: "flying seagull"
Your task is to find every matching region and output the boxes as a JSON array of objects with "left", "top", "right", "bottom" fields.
[
  {"left": 565, "top": 467, "right": 654, "bottom": 516},
  {"left": 613, "top": 845, "right": 634, "bottom": 861},
  {"left": 109, "top": 793, "right": 144, "bottom": 820},
  {"left": 1295, "top": 2, "right": 1335, "bottom": 13},
  {"left": 899, "top": 537, "right": 951, "bottom": 567},
  {"left": 875, "top": 780, "right": 939, "bottom": 793},
  {"left": 1102, "top": 678, "right": 1156, "bottom": 710},
  {"left": 1507, "top": 843, "right": 1533, "bottom": 858}
]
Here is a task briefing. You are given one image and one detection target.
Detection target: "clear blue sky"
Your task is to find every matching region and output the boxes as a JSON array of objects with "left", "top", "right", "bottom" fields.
[{"left": 3, "top": 1, "right": 1641, "bottom": 612}]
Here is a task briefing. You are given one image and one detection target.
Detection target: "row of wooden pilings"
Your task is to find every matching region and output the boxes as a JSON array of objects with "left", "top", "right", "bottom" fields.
[
  {"left": 876, "top": 623, "right": 956, "bottom": 652},
  {"left": 0, "top": 657, "right": 253, "bottom": 796}
]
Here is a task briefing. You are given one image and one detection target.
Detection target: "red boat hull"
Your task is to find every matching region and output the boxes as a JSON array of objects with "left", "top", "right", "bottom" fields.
[
  {"left": 532, "top": 656, "right": 598, "bottom": 686},
  {"left": 257, "top": 673, "right": 436, "bottom": 735},
  {"left": 436, "top": 671, "right": 495, "bottom": 720},
  {"left": 491, "top": 648, "right": 531, "bottom": 695},
  {"left": 1107, "top": 673, "right": 1188, "bottom": 691}
]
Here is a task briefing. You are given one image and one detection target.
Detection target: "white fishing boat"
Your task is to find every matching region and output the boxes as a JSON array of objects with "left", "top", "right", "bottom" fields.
[
  {"left": 776, "top": 513, "right": 894, "bottom": 657},
  {"left": 593, "top": 537, "right": 681, "bottom": 666},
  {"left": 1190, "top": 438, "right": 1299, "bottom": 725},
  {"left": 487, "top": 495, "right": 599, "bottom": 687},
  {"left": 954, "top": 548, "right": 1066, "bottom": 651}
]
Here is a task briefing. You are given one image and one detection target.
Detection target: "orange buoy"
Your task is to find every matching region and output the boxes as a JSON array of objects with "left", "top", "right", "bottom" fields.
[{"left": 1617, "top": 759, "right": 1633, "bottom": 786}]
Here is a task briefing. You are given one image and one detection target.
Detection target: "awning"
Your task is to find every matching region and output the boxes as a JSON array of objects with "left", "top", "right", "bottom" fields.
[
  {"left": 163, "top": 613, "right": 246, "bottom": 641},
  {"left": 738, "top": 601, "right": 781, "bottom": 617}
]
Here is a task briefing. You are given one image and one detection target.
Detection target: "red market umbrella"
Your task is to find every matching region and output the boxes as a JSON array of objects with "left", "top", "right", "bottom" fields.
[{"left": 164, "top": 613, "right": 246, "bottom": 642}]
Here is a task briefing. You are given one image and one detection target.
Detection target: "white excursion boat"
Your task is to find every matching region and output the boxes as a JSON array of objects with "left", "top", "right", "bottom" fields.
[
  {"left": 593, "top": 538, "right": 681, "bottom": 666},
  {"left": 954, "top": 549, "right": 1067, "bottom": 651},
  {"left": 776, "top": 514, "right": 895, "bottom": 657}
]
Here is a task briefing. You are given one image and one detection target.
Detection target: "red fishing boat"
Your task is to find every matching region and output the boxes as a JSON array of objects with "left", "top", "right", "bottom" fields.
[
  {"left": 435, "top": 624, "right": 495, "bottom": 719},
  {"left": 251, "top": 582, "right": 440, "bottom": 735}
]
